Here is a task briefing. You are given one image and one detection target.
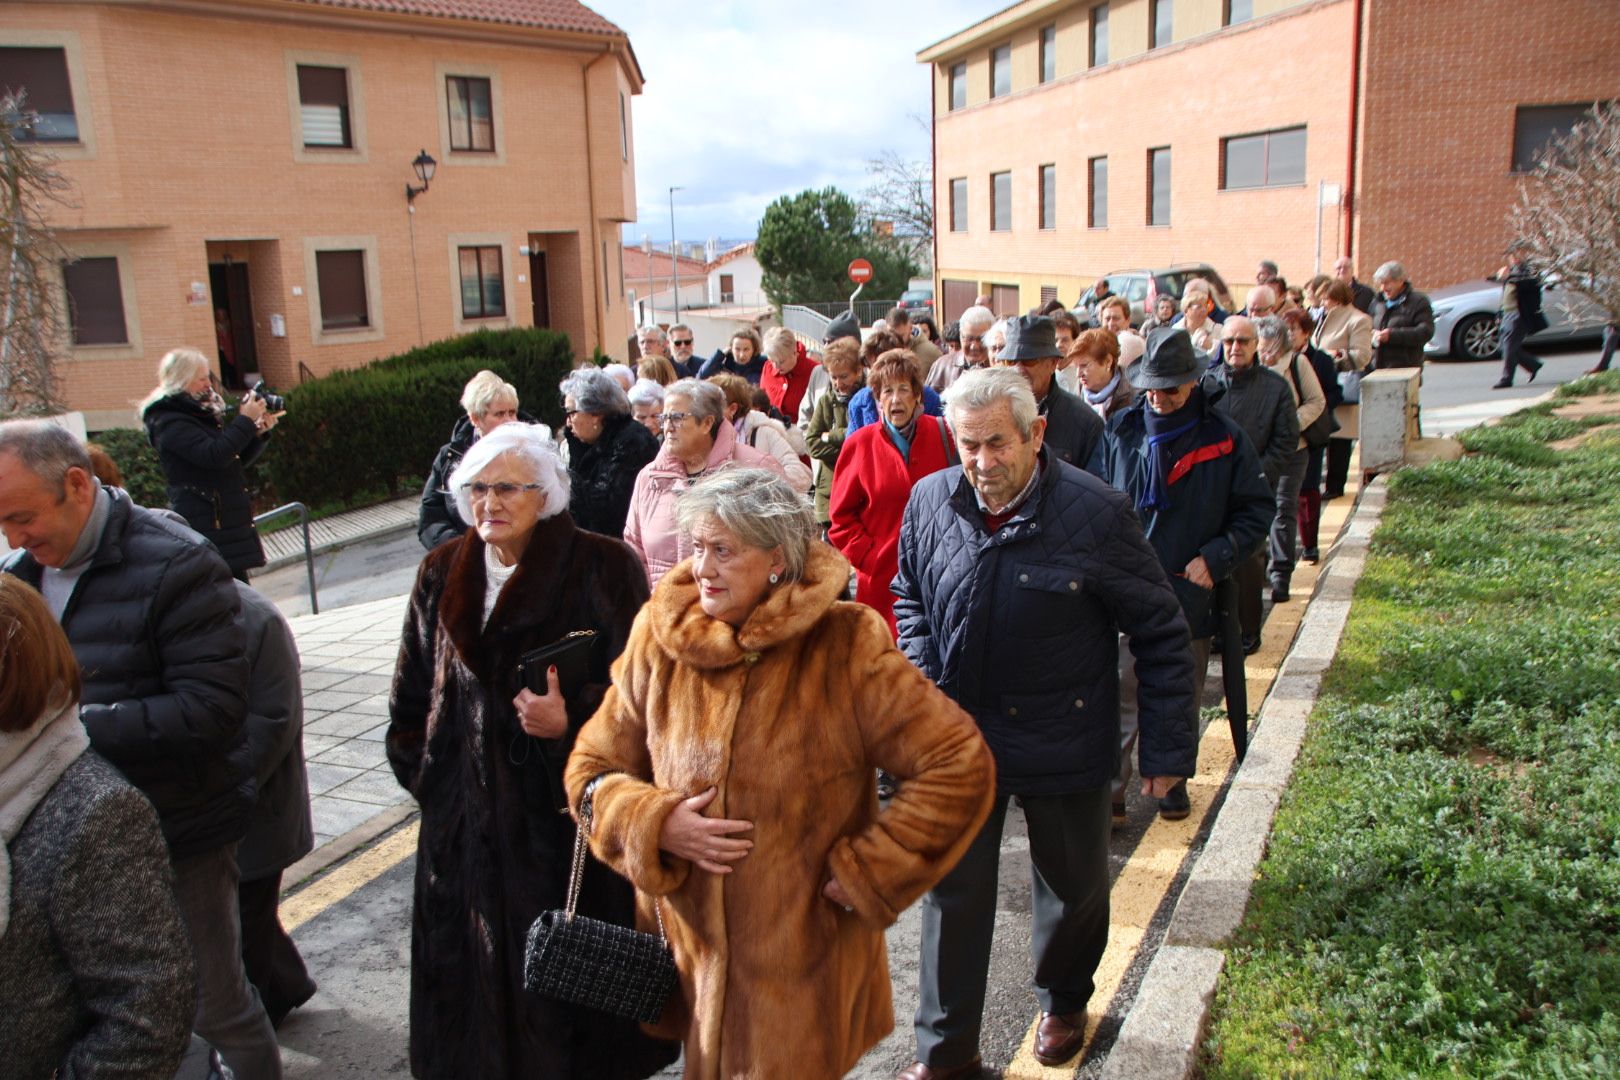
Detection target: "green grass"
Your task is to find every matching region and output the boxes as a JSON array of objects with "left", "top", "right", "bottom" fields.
[{"left": 1201, "top": 372, "right": 1620, "bottom": 1078}]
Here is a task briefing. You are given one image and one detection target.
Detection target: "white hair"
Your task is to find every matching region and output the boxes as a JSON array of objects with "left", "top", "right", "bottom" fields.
[
  {"left": 602, "top": 363, "right": 636, "bottom": 391},
  {"left": 673, "top": 468, "right": 817, "bottom": 582},
  {"left": 763, "top": 326, "right": 797, "bottom": 363},
  {"left": 663, "top": 378, "right": 726, "bottom": 430},
  {"left": 637, "top": 325, "right": 667, "bottom": 344},
  {"left": 943, "top": 366, "right": 1039, "bottom": 440},
  {"left": 627, "top": 378, "right": 666, "bottom": 408},
  {"left": 959, "top": 305, "right": 996, "bottom": 334},
  {"left": 1373, "top": 261, "right": 1406, "bottom": 285},
  {"left": 447, "top": 422, "right": 569, "bottom": 525},
  {"left": 140, "top": 348, "right": 211, "bottom": 414},
  {"left": 460, "top": 370, "right": 519, "bottom": 418}
]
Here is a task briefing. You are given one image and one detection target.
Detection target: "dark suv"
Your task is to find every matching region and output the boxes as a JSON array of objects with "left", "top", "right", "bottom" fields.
[
  {"left": 899, "top": 287, "right": 934, "bottom": 315},
  {"left": 1074, "top": 264, "right": 1234, "bottom": 326}
]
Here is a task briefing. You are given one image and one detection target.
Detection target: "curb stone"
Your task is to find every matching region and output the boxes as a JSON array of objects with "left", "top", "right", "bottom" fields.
[{"left": 1098, "top": 477, "right": 1390, "bottom": 1080}]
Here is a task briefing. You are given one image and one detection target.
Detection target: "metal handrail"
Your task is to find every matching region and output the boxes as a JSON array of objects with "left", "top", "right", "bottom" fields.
[
  {"left": 253, "top": 502, "right": 318, "bottom": 614},
  {"left": 297, "top": 360, "right": 317, "bottom": 385}
]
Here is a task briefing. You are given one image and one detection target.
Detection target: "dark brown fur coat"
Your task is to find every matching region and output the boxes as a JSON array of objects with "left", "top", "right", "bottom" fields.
[
  {"left": 565, "top": 542, "right": 995, "bottom": 1079},
  {"left": 387, "top": 511, "right": 677, "bottom": 1079}
]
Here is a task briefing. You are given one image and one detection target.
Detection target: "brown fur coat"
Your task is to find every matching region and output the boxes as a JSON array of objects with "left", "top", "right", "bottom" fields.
[
  {"left": 565, "top": 542, "right": 995, "bottom": 1079},
  {"left": 387, "top": 512, "right": 678, "bottom": 1079}
]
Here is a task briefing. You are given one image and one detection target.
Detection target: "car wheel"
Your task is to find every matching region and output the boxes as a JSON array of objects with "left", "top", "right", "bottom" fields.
[{"left": 1452, "top": 312, "right": 1501, "bottom": 361}]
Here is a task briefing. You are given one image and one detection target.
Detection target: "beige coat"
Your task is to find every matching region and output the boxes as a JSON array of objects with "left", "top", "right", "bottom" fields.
[
  {"left": 1271, "top": 350, "right": 1327, "bottom": 450},
  {"left": 1311, "top": 303, "right": 1373, "bottom": 439},
  {"left": 565, "top": 543, "right": 995, "bottom": 1079}
]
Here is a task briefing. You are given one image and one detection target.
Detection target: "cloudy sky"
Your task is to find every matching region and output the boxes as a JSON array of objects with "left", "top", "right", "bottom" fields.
[{"left": 590, "top": 0, "right": 990, "bottom": 247}]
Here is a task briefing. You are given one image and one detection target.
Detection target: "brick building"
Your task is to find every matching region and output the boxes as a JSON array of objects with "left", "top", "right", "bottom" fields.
[
  {"left": 920, "top": 0, "right": 1620, "bottom": 323},
  {"left": 3, "top": 0, "right": 642, "bottom": 429}
]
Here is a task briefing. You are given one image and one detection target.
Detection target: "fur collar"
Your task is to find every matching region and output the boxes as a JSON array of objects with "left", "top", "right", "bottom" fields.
[
  {"left": 647, "top": 541, "right": 850, "bottom": 669},
  {"left": 436, "top": 511, "right": 581, "bottom": 679}
]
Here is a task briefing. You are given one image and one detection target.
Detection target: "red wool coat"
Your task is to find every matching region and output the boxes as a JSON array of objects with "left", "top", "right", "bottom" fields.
[
  {"left": 761, "top": 348, "right": 820, "bottom": 421},
  {"left": 828, "top": 414, "right": 954, "bottom": 637}
]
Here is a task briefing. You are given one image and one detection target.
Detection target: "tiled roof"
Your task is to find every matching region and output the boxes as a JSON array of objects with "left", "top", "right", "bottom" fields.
[
  {"left": 706, "top": 242, "right": 756, "bottom": 270},
  {"left": 624, "top": 246, "right": 707, "bottom": 281},
  {"left": 291, "top": 0, "right": 625, "bottom": 37}
]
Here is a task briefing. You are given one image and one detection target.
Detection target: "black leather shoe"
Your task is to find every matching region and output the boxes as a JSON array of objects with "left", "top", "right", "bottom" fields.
[
  {"left": 1159, "top": 780, "right": 1191, "bottom": 820},
  {"left": 1491, "top": 380, "right": 1514, "bottom": 390},
  {"left": 1302, "top": 548, "right": 1320, "bottom": 563},
  {"left": 1242, "top": 635, "right": 1262, "bottom": 655},
  {"left": 1270, "top": 582, "right": 1290, "bottom": 603},
  {"left": 1528, "top": 363, "right": 1541, "bottom": 384},
  {"left": 896, "top": 1056, "right": 983, "bottom": 1080},
  {"left": 1034, "top": 1012, "right": 1087, "bottom": 1066}
]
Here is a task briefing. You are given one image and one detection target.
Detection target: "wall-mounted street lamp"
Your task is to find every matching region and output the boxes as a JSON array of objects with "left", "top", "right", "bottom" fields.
[{"left": 405, "top": 148, "right": 437, "bottom": 204}]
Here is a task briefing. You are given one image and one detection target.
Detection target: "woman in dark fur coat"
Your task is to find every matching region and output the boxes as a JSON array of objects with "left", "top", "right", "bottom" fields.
[
  {"left": 386, "top": 422, "right": 676, "bottom": 1080},
  {"left": 559, "top": 367, "right": 659, "bottom": 539}
]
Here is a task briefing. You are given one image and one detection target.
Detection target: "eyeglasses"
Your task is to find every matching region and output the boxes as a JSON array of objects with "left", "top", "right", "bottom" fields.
[
  {"left": 657, "top": 411, "right": 692, "bottom": 426},
  {"left": 1222, "top": 336, "right": 1256, "bottom": 346},
  {"left": 460, "top": 482, "right": 542, "bottom": 500},
  {"left": 962, "top": 336, "right": 987, "bottom": 350},
  {"left": 670, "top": 339, "right": 693, "bottom": 347}
]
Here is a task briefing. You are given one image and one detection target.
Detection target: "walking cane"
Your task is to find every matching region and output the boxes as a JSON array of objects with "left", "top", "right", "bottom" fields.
[{"left": 1216, "top": 578, "right": 1249, "bottom": 761}]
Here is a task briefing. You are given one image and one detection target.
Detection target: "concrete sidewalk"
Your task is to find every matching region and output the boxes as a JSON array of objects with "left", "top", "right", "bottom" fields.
[{"left": 260, "top": 496, "right": 417, "bottom": 572}]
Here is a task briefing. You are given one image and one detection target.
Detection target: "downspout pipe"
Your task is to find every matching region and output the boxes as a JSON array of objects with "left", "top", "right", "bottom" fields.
[
  {"left": 1343, "top": 0, "right": 1363, "bottom": 258},
  {"left": 581, "top": 47, "right": 613, "bottom": 359}
]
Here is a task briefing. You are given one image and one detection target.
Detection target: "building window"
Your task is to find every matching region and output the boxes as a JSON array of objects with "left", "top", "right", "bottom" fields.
[
  {"left": 719, "top": 274, "right": 736, "bottom": 303},
  {"left": 991, "top": 171, "right": 1012, "bottom": 232},
  {"left": 1225, "top": 0, "right": 1253, "bottom": 26},
  {"left": 1148, "top": 147, "right": 1171, "bottom": 226},
  {"left": 990, "top": 44, "right": 1011, "bottom": 99},
  {"left": 0, "top": 46, "right": 78, "bottom": 142},
  {"left": 458, "top": 246, "right": 505, "bottom": 319},
  {"left": 1089, "top": 156, "right": 1108, "bottom": 228},
  {"left": 1089, "top": 4, "right": 1109, "bottom": 67},
  {"left": 1512, "top": 103, "right": 1598, "bottom": 172},
  {"left": 948, "top": 62, "right": 967, "bottom": 110},
  {"left": 950, "top": 177, "right": 969, "bottom": 232},
  {"left": 1151, "top": 0, "right": 1174, "bottom": 49},
  {"left": 446, "top": 75, "right": 494, "bottom": 152},
  {"left": 1039, "top": 25, "right": 1057, "bottom": 84},
  {"left": 61, "top": 257, "right": 126, "bottom": 345},
  {"left": 1039, "top": 164, "right": 1057, "bottom": 230},
  {"left": 315, "top": 249, "right": 370, "bottom": 330},
  {"left": 1222, "top": 126, "right": 1307, "bottom": 188},
  {"left": 1041, "top": 285, "right": 1059, "bottom": 304},
  {"left": 295, "top": 64, "right": 351, "bottom": 148},
  {"left": 619, "top": 92, "right": 629, "bottom": 160}
]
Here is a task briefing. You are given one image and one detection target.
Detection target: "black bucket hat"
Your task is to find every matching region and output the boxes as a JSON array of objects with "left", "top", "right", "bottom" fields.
[
  {"left": 1130, "top": 327, "right": 1203, "bottom": 390},
  {"left": 998, "top": 315, "right": 1061, "bottom": 362}
]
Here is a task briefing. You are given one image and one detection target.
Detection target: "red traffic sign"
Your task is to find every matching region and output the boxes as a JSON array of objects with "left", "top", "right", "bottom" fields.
[{"left": 847, "top": 258, "right": 874, "bottom": 285}]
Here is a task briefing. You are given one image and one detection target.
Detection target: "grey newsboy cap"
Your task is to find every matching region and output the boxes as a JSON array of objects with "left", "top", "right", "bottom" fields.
[
  {"left": 1130, "top": 327, "right": 1203, "bottom": 390},
  {"left": 998, "top": 315, "right": 1061, "bottom": 361},
  {"left": 825, "top": 310, "right": 861, "bottom": 343}
]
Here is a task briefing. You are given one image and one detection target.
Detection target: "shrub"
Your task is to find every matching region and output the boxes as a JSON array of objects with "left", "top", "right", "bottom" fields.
[{"left": 92, "top": 427, "right": 167, "bottom": 508}]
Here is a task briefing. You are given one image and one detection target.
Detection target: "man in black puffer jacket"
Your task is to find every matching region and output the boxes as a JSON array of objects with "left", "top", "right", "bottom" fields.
[
  {"left": 893, "top": 368, "right": 1196, "bottom": 1076},
  {"left": 0, "top": 420, "right": 283, "bottom": 1080}
]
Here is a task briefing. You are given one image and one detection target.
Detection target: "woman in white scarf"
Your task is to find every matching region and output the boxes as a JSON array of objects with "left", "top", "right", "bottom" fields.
[{"left": 0, "top": 576, "right": 196, "bottom": 1076}]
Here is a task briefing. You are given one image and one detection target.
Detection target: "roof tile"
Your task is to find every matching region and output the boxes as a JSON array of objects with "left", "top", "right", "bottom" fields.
[{"left": 291, "top": 0, "right": 624, "bottom": 37}]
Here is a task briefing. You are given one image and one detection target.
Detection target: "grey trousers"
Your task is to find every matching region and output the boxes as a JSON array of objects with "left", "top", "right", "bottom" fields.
[
  {"left": 1498, "top": 312, "right": 1543, "bottom": 383},
  {"left": 1115, "top": 635, "right": 1212, "bottom": 801},
  {"left": 172, "top": 844, "right": 284, "bottom": 1080},
  {"left": 1268, "top": 448, "right": 1308, "bottom": 587},
  {"left": 914, "top": 787, "right": 1112, "bottom": 1068}
]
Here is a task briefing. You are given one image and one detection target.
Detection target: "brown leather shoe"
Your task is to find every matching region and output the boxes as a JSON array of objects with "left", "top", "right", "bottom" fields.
[
  {"left": 1034, "top": 1011, "right": 1087, "bottom": 1066},
  {"left": 896, "top": 1056, "right": 982, "bottom": 1080}
]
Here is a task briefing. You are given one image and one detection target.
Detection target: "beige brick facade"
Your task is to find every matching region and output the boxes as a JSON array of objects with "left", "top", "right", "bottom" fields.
[
  {"left": 921, "top": 0, "right": 1620, "bottom": 322},
  {"left": 3, "top": 1, "right": 641, "bottom": 429}
]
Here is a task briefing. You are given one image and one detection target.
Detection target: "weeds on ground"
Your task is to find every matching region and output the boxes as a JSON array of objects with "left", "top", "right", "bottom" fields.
[{"left": 1202, "top": 377, "right": 1620, "bottom": 1078}]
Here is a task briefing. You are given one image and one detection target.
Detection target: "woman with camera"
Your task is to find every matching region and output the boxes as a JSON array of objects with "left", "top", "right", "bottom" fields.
[{"left": 141, "top": 348, "right": 277, "bottom": 582}]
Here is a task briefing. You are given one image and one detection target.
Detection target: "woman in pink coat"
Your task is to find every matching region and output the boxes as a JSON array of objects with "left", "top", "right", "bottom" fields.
[{"left": 623, "top": 378, "right": 787, "bottom": 586}]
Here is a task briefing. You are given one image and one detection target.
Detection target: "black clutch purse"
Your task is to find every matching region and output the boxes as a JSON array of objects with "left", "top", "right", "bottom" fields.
[
  {"left": 522, "top": 778, "right": 678, "bottom": 1024},
  {"left": 516, "top": 629, "right": 598, "bottom": 697}
]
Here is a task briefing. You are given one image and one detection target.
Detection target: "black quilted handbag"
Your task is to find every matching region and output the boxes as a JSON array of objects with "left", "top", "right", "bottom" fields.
[{"left": 522, "top": 782, "right": 678, "bottom": 1024}]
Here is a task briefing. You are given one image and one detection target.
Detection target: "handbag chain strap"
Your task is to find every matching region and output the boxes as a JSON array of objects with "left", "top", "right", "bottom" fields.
[{"left": 569, "top": 775, "right": 668, "bottom": 942}]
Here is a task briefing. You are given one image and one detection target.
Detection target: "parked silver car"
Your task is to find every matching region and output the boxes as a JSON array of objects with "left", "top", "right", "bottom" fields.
[{"left": 1423, "top": 277, "right": 1608, "bottom": 361}]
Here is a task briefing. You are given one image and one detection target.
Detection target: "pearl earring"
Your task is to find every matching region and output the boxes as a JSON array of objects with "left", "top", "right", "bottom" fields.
[{"left": 769, "top": 573, "right": 780, "bottom": 585}]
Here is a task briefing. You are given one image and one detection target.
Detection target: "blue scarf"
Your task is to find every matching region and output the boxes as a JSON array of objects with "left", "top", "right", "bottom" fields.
[
  {"left": 883, "top": 414, "right": 918, "bottom": 462},
  {"left": 1139, "top": 390, "right": 1202, "bottom": 513},
  {"left": 1084, "top": 372, "right": 1121, "bottom": 407}
]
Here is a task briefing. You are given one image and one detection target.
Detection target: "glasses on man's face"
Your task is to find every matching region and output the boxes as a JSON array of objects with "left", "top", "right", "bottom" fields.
[
  {"left": 461, "top": 482, "right": 542, "bottom": 501},
  {"left": 658, "top": 411, "right": 691, "bottom": 427},
  {"left": 1223, "top": 336, "right": 1256, "bottom": 346},
  {"left": 671, "top": 339, "right": 693, "bottom": 348},
  {"left": 962, "top": 335, "right": 986, "bottom": 350}
]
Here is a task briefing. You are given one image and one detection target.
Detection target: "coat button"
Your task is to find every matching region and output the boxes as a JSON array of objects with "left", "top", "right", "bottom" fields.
[
  {"left": 1008, "top": 707, "right": 1018, "bottom": 716},
  {"left": 1019, "top": 573, "right": 1029, "bottom": 583},
  {"left": 1068, "top": 581, "right": 1078, "bottom": 590},
  {"left": 743, "top": 652, "right": 761, "bottom": 664},
  {"left": 1075, "top": 698, "right": 1085, "bottom": 709}
]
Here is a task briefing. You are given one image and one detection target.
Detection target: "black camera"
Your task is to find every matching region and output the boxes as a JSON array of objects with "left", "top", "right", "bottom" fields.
[{"left": 248, "top": 381, "right": 286, "bottom": 412}]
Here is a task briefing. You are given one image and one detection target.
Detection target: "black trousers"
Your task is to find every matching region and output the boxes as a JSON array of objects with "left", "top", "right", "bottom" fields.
[
  {"left": 238, "top": 873, "right": 315, "bottom": 1021},
  {"left": 1324, "top": 438, "right": 1354, "bottom": 498},
  {"left": 1499, "top": 312, "right": 1543, "bottom": 383}
]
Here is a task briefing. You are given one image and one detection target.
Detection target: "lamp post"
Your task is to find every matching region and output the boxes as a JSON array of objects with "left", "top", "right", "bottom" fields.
[
  {"left": 404, "top": 149, "right": 437, "bottom": 344},
  {"left": 668, "top": 185, "right": 683, "bottom": 322}
]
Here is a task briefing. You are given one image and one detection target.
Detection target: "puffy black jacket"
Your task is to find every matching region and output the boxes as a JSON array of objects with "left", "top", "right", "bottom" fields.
[
  {"left": 1201, "top": 363, "right": 1299, "bottom": 489},
  {"left": 1040, "top": 383, "right": 1106, "bottom": 477},
  {"left": 1369, "top": 284, "right": 1435, "bottom": 370},
  {"left": 893, "top": 452, "right": 1198, "bottom": 794},
  {"left": 1100, "top": 393, "right": 1275, "bottom": 638},
  {"left": 142, "top": 393, "right": 268, "bottom": 574},
  {"left": 4, "top": 489, "right": 254, "bottom": 859},
  {"left": 564, "top": 414, "right": 660, "bottom": 539},
  {"left": 233, "top": 582, "right": 312, "bottom": 882}
]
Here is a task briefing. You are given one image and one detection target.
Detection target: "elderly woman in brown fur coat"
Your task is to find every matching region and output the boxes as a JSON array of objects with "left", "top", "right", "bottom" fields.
[
  {"left": 386, "top": 423, "right": 677, "bottom": 1079},
  {"left": 565, "top": 468, "right": 996, "bottom": 1079}
]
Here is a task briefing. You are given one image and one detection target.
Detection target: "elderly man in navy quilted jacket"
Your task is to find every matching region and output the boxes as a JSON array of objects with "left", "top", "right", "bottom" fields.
[{"left": 891, "top": 368, "right": 1197, "bottom": 1080}]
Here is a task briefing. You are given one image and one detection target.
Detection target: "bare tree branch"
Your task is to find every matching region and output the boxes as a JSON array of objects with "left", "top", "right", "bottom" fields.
[
  {"left": 859, "top": 150, "right": 932, "bottom": 260},
  {"left": 1, "top": 92, "right": 74, "bottom": 418}
]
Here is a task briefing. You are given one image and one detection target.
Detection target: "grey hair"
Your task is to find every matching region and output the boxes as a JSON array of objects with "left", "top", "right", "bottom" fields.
[
  {"left": 1373, "top": 261, "right": 1406, "bottom": 284},
  {"left": 140, "top": 348, "right": 211, "bottom": 414},
  {"left": 627, "top": 378, "right": 666, "bottom": 408},
  {"left": 668, "top": 322, "right": 691, "bottom": 338},
  {"left": 559, "top": 367, "right": 631, "bottom": 417},
  {"left": 943, "top": 366, "right": 1039, "bottom": 440},
  {"left": 763, "top": 326, "right": 797, "bottom": 363},
  {"left": 603, "top": 363, "right": 636, "bottom": 390},
  {"left": 447, "top": 422, "right": 570, "bottom": 525},
  {"left": 673, "top": 468, "right": 817, "bottom": 582},
  {"left": 663, "top": 378, "right": 726, "bottom": 432},
  {"left": 1258, "top": 259, "right": 1280, "bottom": 275},
  {"left": 460, "top": 370, "right": 519, "bottom": 418},
  {"left": 1254, "top": 315, "right": 1290, "bottom": 349},
  {"left": 958, "top": 304, "right": 996, "bottom": 334},
  {"left": 637, "top": 324, "right": 668, "bottom": 345},
  {"left": 0, "top": 419, "right": 93, "bottom": 494}
]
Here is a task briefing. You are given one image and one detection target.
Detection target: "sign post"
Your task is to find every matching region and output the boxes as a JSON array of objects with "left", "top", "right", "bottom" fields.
[{"left": 847, "top": 258, "right": 874, "bottom": 311}]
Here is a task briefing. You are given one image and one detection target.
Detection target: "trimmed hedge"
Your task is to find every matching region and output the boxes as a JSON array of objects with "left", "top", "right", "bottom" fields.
[
  {"left": 260, "top": 327, "right": 574, "bottom": 508},
  {"left": 93, "top": 427, "right": 167, "bottom": 508}
]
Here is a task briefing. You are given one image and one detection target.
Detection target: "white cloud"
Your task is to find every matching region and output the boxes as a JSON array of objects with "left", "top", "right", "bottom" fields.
[{"left": 589, "top": 0, "right": 984, "bottom": 244}]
